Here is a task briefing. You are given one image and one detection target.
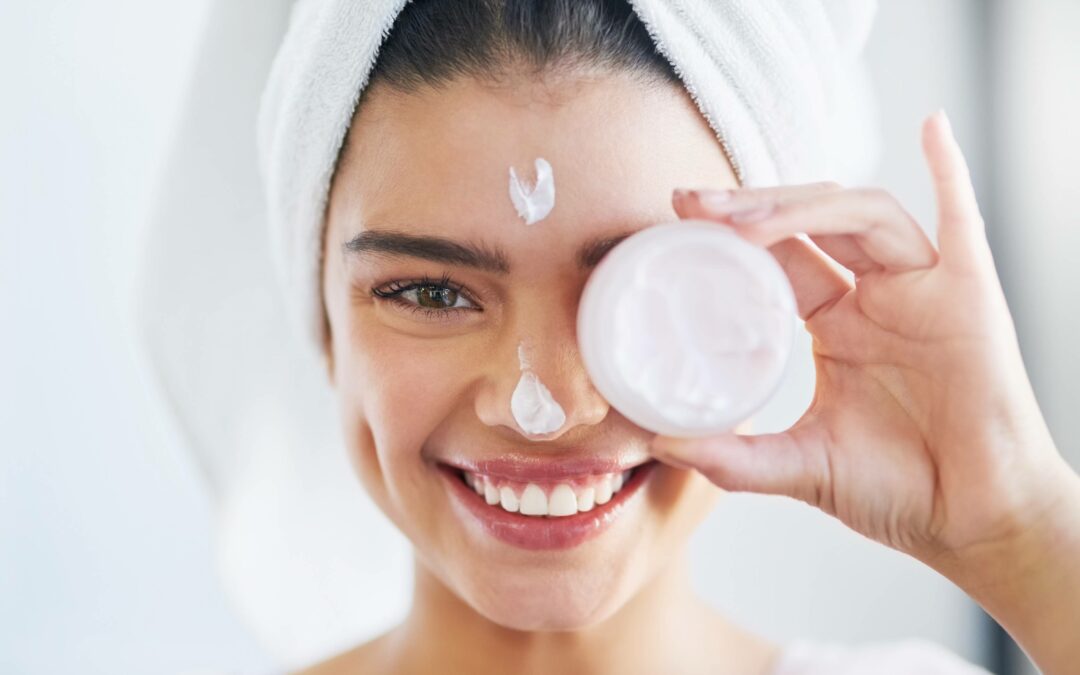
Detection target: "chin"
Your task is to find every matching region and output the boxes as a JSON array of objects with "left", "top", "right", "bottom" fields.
[
  {"left": 467, "top": 576, "right": 626, "bottom": 632},
  {"left": 473, "top": 583, "right": 617, "bottom": 630}
]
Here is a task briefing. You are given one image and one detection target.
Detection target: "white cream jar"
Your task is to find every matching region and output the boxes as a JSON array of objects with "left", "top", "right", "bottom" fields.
[{"left": 577, "top": 220, "right": 797, "bottom": 437}]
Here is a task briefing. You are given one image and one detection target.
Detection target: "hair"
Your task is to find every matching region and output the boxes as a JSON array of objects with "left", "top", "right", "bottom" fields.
[
  {"left": 367, "top": 0, "right": 681, "bottom": 91},
  {"left": 324, "top": 0, "right": 688, "bottom": 351}
]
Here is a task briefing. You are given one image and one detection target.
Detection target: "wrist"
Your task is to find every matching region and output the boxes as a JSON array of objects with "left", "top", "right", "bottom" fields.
[
  {"left": 944, "top": 460, "right": 1080, "bottom": 673},
  {"left": 956, "top": 460, "right": 1079, "bottom": 588}
]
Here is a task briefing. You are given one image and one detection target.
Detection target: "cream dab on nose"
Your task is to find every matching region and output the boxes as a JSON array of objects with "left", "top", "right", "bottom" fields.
[{"left": 510, "top": 342, "right": 565, "bottom": 435}]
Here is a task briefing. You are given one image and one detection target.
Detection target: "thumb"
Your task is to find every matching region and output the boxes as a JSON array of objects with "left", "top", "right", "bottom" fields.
[{"left": 650, "top": 418, "right": 833, "bottom": 508}]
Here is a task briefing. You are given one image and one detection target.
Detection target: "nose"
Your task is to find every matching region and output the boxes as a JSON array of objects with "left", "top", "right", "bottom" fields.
[{"left": 473, "top": 333, "right": 609, "bottom": 440}]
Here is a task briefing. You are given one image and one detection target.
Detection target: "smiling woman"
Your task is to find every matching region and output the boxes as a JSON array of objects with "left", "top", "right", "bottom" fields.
[
  {"left": 276, "top": 0, "right": 976, "bottom": 673},
  {"left": 318, "top": 17, "right": 739, "bottom": 643},
  {"left": 163, "top": 0, "right": 1080, "bottom": 673}
]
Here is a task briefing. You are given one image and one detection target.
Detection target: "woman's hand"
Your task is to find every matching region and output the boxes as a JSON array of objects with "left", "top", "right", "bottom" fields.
[{"left": 651, "top": 111, "right": 1080, "bottom": 673}]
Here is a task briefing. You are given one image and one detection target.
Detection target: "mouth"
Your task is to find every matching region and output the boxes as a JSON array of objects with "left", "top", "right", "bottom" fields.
[{"left": 436, "top": 458, "right": 659, "bottom": 550}]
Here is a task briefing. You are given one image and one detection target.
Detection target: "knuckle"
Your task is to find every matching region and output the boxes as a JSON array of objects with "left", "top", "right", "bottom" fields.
[
  {"left": 853, "top": 186, "right": 893, "bottom": 203},
  {"left": 852, "top": 187, "right": 906, "bottom": 218},
  {"left": 810, "top": 180, "right": 844, "bottom": 194}
]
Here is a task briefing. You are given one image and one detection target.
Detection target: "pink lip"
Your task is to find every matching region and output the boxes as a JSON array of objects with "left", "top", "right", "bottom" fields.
[
  {"left": 438, "top": 460, "right": 659, "bottom": 551},
  {"left": 440, "top": 453, "right": 651, "bottom": 482}
]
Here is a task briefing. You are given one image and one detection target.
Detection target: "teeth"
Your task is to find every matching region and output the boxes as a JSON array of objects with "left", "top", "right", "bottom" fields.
[
  {"left": 594, "top": 474, "right": 613, "bottom": 505},
  {"left": 519, "top": 484, "right": 548, "bottom": 516},
  {"left": 499, "top": 486, "right": 519, "bottom": 513},
  {"left": 576, "top": 486, "right": 595, "bottom": 512},
  {"left": 464, "top": 467, "right": 639, "bottom": 517},
  {"left": 548, "top": 484, "right": 577, "bottom": 516}
]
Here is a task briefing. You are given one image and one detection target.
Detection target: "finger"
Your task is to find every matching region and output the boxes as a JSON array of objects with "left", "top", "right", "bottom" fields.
[
  {"left": 675, "top": 183, "right": 882, "bottom": 277},
  {"left": 766, "top": 236, "right": 852, "bottom": 320},
  {"left": 714, "top": 188, "right": 939, "bottom": 272},
  {"left": 921, "top": 110, "right": 995, "bottom": 274},
  {"left": 806, "top": 234, "right": 880, "bottom": 277},
  {"left": 649, "top": 418, "right": 833, "bottom": 509},
  {"left": 673, "top": 184, "right": 854, "bottom": 320},
  {"left": 673, "top": 181, "right": 842, "bottom": 219}
]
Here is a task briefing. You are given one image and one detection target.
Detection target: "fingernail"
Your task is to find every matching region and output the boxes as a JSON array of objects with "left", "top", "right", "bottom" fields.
[
  {"left": 727, "top": 203, "right": 775, "bottom": 223},
  {"left": 673, "top": 188, "right": 690, "bottom": 202},
  {"left": 696, "top": 189, "right": 733, "bottom": 210}
]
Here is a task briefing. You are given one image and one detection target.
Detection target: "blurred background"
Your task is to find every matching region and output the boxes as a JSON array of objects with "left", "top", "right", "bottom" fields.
[{"left": 2, "top": 1, "right": 1077, "bottom": 674}]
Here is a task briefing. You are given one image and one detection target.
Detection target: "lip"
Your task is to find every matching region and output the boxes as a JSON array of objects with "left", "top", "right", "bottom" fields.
[
  {"left": 439, "top": 452, "right": 652, "bottom": 483},
  {"left": 438, "top": 459, "right": 659, "bottom": 551}
]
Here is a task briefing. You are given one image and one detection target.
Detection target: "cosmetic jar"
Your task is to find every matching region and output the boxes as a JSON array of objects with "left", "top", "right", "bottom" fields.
[{"left": 577, "top": 220, "right": 797, "bottom": 437}]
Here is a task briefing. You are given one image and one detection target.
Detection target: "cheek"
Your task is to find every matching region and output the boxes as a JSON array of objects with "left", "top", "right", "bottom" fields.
[
  {"left": 331, "top": 321, "right": 478, "bottom": 505},
  {"left": 649, "top": 463, "right": 724, "bottom": 537}
]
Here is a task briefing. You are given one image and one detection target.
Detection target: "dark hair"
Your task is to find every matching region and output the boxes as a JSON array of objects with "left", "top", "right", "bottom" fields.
[{"left": 367, "top": 0, "right": 681, "bottom": 91}]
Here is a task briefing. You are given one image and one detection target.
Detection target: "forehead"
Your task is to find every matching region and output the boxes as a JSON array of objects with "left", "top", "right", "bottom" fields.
[{"left": 327, "top": 73, "right": 736, "bottom": 258}]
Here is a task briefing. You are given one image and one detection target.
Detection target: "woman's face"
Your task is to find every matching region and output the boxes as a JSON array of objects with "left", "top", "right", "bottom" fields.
[{"left": 322, "top": 72, "right": 739, "bottom": 630}]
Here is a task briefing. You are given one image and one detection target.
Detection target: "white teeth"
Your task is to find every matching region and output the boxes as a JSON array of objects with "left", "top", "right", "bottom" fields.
[
  {"left": 576, "top": 486, "right": 596, "bottom": 512},
  {"left": 466, "top": 467, "right": 640, "bottom": 516},
  {"left": 548, "top": 484, "right": 577, "bottom": 517},
  {"left": 499, "top": 486, "right": 519, "bottom": 513},
  {"left": 519, "top": 483, "right": 548, "bottom": 516},
  {"left": 594, "top": 474, "right": 613, "bottom": 505}
]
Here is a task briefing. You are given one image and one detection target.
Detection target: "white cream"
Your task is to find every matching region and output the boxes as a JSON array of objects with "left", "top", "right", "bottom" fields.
[
  {"left": 576, "top": 221, "right": 796, "bottom": 437},
  {"left": 510, "top": 341, "right": 566, "bottom": 435},
  {"left": 508, "top": 157, "right": 555, "bottom": 225}
]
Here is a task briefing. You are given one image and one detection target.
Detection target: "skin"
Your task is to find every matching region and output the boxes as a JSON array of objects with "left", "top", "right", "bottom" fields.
[
  {"left": 305, "top": 68, "right": 1080, "bottom": 674},
  {"left": 312, "top": 71, "right": 776, "bottom": 675}
]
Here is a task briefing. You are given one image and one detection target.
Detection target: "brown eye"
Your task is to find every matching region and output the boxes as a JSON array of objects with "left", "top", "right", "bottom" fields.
[
  {"left": 371, "top": 277, "right": 479, "bottom": 315},
  {"left": 416, "top": 284, "right": 458, "bottom": 308}
]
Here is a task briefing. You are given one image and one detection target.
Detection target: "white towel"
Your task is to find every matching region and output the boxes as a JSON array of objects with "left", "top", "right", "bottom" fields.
[
  {"left": 139, "top": 0, "right": 879, "bottom": 666},
  {"left": 257, "top": 0, "right": 880, "bottom": 358}
]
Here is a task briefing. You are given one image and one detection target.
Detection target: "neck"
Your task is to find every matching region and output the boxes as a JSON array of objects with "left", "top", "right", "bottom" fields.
[{"left": 378, "top": 549, "right": 779, "bottom": 675}]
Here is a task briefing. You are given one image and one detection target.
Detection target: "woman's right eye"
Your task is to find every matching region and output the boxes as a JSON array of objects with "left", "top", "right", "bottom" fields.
[{"left": 371, "top": 276, "right": 481, "bottom": 320}]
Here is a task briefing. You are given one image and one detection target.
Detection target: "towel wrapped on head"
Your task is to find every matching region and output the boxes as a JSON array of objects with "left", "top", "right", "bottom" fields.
[{"left": 257, "top": 0, "right": 880, "bottom": 358}]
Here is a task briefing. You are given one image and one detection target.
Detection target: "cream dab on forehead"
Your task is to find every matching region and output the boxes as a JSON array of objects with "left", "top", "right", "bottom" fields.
[
  {"left": 510, "top": 341, "right": 566, "bottom": 435},
  {"left": 508, "top": 157, "right": 555, "bottom": 225}
]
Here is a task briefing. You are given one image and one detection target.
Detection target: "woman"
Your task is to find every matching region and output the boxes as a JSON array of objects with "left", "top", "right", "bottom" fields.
[{"left": 238, "top": 1, "right": 1080, "bottom": 673}]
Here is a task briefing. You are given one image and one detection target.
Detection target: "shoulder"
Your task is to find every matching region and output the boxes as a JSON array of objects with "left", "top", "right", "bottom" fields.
[
  {"left": 769, "top": 638, "right": 992, "bottom": 675},
  {"left": 289, "top": 630, "right": 394, "bottom": 675}
]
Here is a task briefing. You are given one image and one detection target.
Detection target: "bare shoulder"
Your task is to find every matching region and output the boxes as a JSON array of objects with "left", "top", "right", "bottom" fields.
[{"left": 291, "top": 629, "right": 397, "bottom": 675}]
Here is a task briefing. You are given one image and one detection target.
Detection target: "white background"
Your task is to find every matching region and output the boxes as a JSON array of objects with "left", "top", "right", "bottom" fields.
[{"left": 2, "top": 1, "right": 1077, "bottom": 674}]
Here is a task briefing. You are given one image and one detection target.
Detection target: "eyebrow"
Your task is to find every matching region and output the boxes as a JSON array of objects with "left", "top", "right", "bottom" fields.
[{"left": 343, "top": 229, "right": 634, "bottom": 272}]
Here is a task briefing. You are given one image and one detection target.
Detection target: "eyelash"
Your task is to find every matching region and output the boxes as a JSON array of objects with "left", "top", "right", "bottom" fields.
[{"left": 370, "top": 273, "right": 481, "bottom": 320}]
